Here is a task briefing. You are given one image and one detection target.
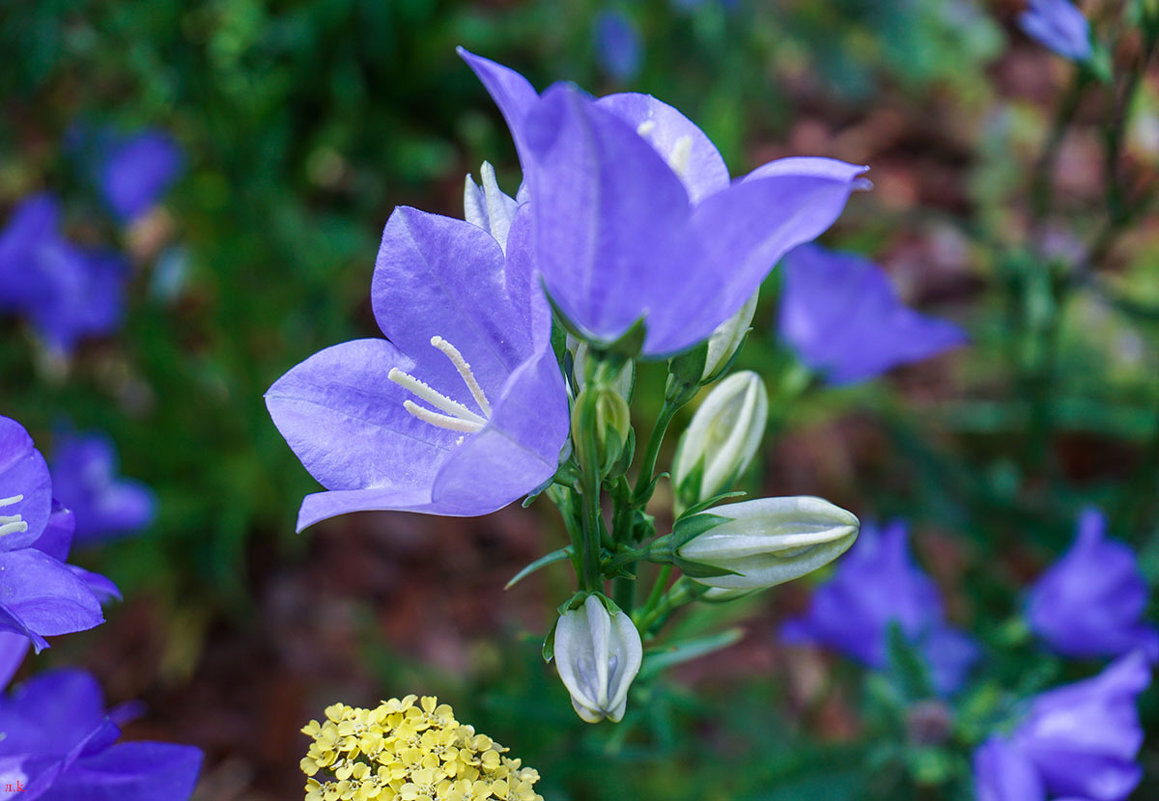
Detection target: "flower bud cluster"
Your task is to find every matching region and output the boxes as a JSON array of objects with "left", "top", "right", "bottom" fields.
[{"left": 301, "top": 695, "right": 543, "bottom": 801}]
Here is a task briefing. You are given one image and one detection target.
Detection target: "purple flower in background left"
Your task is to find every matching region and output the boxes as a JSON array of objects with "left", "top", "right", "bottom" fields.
[
  {"left": 1026, "top": 508, "right": 1159, "bottom": 662},
  {"left": 779, "top": 244, "right": 967, "bottom": 384},
  {"left": 0, "top": 635, "right": 202, "bottom": 801},
  {"left": 100, "top": 130, "right": 184, "bottom": 223},
  {"left": 50, "top": 433, "right": 156, "bottom": 545},
  {"left": 780, "top": 521, "right": 979, "bottom": 694},
  {"left": 1019, "top": 0, "right": 1092, "bottom": 62},
  {"left": 594, "top": 10, "right": 643, "bottom": 83}
]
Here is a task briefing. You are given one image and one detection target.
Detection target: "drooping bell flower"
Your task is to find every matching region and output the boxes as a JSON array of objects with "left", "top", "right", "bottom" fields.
[
  {"left": 266, "top": 206, "right": 569, "bottom": 530},
  {"left": 1026, "top": 508, "right": 1159, "bottom": 661},
  {"left": 1019, "top": 0, "right": 1092, "bottom": 62},
  {"left": 778, "top": 244, "right": 967, "bottom": 385},
  {"left": 459, "top": 49, "right": 869, "bottom": 356}
]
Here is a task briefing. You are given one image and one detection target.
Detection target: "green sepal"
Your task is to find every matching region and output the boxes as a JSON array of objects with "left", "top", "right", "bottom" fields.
[
  {"left": 673, "top": 558, "right": 742, "bottom": 579},
  {"left": 505, "top": 545, "right": 575, "bottom": 590},
  {"left": 670, "top": 512, "right": 729, "bottom": 548},
  {"left": 700, "top": 326, "right": 751, "bottom": 384},
  {"left": 638, "top": 627, "right": 745, "bottom": 679},
  {"left": 667, "top": 342, "right": 708, "bottom": 389},
  {"left": 606, "top": 426, "right": 636, "bottom": 480},
  {"left": 677, "top": 491, "right": 747, "bottom": 519},
  {"left": 542, "top": 617, "right": 558, "bottom": 663}
]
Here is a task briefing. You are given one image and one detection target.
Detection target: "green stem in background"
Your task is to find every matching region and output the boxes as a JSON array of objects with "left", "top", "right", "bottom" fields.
[
  {"left": 1030, "top": 69, "right": 1090, "bottom": 228},
  {"left": 631, "top": 399, "right": 679, "bottom": 506}
]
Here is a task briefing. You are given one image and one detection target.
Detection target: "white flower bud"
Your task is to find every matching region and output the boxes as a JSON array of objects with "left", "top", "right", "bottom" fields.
[
  {"left": 677, "top": 496, "right": 859, "bottom": 590},
  {"left": 464, "top": 161, "right": 518, "bottom": 252},
  {"left": 701, "top": 292, "right": 758, "bottom": 382},
  {"left": 553, "top": 595, "right": 643, "bottom": 724},
  {"left": 671, "top": 371, "right": 768, "bottom": 507}
]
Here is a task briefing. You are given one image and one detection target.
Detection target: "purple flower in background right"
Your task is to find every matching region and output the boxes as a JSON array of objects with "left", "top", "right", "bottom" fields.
[
  {"left": 100, "top": 130, "right": 184, "bottom": 223},
  {"left": 594, "top": 10, "right": 643, "bottom": 83},
  {"left": 50, "top": 433, "right": 156, "bottom": 545},
  {"left": 1026, "top": 508, "right": 1159, "bottom": 661},
  {"left": 1019, "top": 0, "right": 1092, "bottom": 62},
  {"left": 973, "top": 736, "right": 1045, "bottom": 801},
  {"left": 779, "top": 244, "right": 967, "bottom": 385}
]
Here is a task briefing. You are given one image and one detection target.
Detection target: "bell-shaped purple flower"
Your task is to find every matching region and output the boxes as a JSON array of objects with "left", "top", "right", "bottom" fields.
[
  {"left": 459, "top": 50, "right": 869, "bottom": 356},
  {"left": 0, "top": 416, "right": 109, "bottom": 652},
  {"left": 1019, "top": 0, "right": 1092, "bottom": 62},
  {"left": 974, "top": 736, "right": 1045, "bottom": 801},
  {"left": 1026, "top": 508, "right": 1159, "bottom": 662},
  {"left": 49, "top": 433, "right": 156, "bottom": 545},
  {"left": 1012, "top": 651, "right": 1150, "bottom": 801},
  {"left": 266, "top": 206, "right": 569, "bottom": 530},
  {"left": 100, "top": 130, "right": 184, "bottom": 223},
  {"left": 780, "top": 521, "right": 979, "bottom": 695},
  {"left": 779, "top": 244, "right": 967, "bottom": 384},
  {"left": 0, "top": 642, "right": 202, "bottom": 801}
]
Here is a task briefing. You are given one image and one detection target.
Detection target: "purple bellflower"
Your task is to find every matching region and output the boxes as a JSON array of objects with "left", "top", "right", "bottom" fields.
[
  {"left": 1026, "top": 508, "right": 1159, "bottom": 662},
  {"left": 0, "top": 635, "right": 202, "bottom": 801},
  {"left": 459, "top": 49, "right": 869, "bottom": 356},
  {"left": 265, "top": 206, "right": 569, "bottom": 531},
  {"left": 100, "top": 130, "right": 184, "bottom": 223},
  {"left": 974, "top": 736, "right": 1045, "bottom": 801},
  {"left": 0, "top": 194, "right": 128, "bottom": 355},
  {"left": 594, "top": 10, "right": 643, "bottom": 83},
  {"left": 0, "top": 415, "right": 112, "bottom": 652},
  {"left": 1019, "top": 0, "right": 1092, "bottom": 62},
  {"left": 50, "top": 433, "right": 156, "bottom": 545},
  {"left": 778, "top": 244, "right": 968, "bottom": 385},
  {"left": 780, "top": 521, "right": 980, "bottom": 695}
]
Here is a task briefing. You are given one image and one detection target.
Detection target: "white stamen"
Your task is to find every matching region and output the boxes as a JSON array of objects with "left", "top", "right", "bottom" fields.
[
  {"left": 669, "top": 135, "right": 693, "bottom": 177},
  {"left": 0, "top": 494, "right": 26, "bottom": 538},
  {"left": 403, "top": 401, "right": 485, "bottom": 434},
  {"left": 636, "top": 120, "right": 657, "bottom": 137},
  {"left": 388, "top": 368, "right": 487, "bottom": 425},
  {"left": 430, "top": 336, "right": 491, "bottom": 417}
]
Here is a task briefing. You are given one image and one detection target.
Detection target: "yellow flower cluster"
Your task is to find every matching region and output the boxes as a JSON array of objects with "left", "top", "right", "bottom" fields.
[{"left": 301, "top": 695, "right": 544, "bottom": 801}]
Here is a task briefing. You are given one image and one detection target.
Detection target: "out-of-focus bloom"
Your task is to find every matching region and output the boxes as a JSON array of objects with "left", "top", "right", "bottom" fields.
[
  {"left": 779, "top": 244, "right": 967, "bottom": 385},
  {"left": 0, "top": 194, "right": 128, "bottom": 354},
  {"left": 459, "top": 49, "right": 868, "bottom": 356},
  {"left": 1019, "top": 0, "right": 1092, "bottom": 62},
  {"left": 0, "top": 637, "right": 202, "bottom": 801},
  {"left": 0, "top": 415, "right": 111, "bottom": 651},
  {"left": 1026, "top": 508, "right": 1159, "bottom": 661},
  {"left": 50, "top": 432, "right": 156, "bottom": 544},
  {"left": 676, "top": 496, "right": 859, "bottom": 590},
  {"left": 594, "top": 10, "right": 643, "bottom": 83},
  {"left": 671, "top": 371, "right": 768, "bottom": 506},
  {"left": 974, "top": 736, "right": 1045, "bottom": 801},
  {"left": 266, "top": 206, "right": 569, "bottom": 530},
  {"left": 100, "top": 130, "right": 184, "bottom": 223},
  {"left": 1013, "top": 651, "right": 1150, "bottom": 800},
  {"left": 780, "top": 521, "right": 980, "bottom": 694},
  {"left": 301, "top": 695, "right": 543, "bottom": 801},
  {"left": 553, "top": 595, "right": 643, "bottom": 723}
]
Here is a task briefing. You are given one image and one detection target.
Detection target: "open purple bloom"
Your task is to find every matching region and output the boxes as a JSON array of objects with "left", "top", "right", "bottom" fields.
[
  {"left": 1019, "top": 0, "right": 1092, "bottom": 62},
  {"left": 100, "top": 130, "right": 184, "bottom": 223},
  {"left": 974, "top": 736, "right": 1045, "bottom": 801},
  {"left": 1011, "top": 651, "right": 1150, "bottom": 801},
  {"left": 0, "top": 194, "right": 128, "bottom": 354},
  {"left": 460, "top": 50, "right": 868, "bottom": 356},
  {"left": 1026, "top": 508, "right": 1159, "bottom": 662},
  {"left": 779, "top": 244, "right": 967, "bottom": 384},
  {"left": 0, "top": 416, "right": 109, "bottom": 652},
  {"left": 50, "top": 433, "right": 156, "bottom": 545},
  {"left": 594, "top": 10, "right": 643, "bottom": 83},
  {"left": 266, "top": 206, "right": 569, "bottom": 531},
  {"left": 780, "top": 521, "right": 979, "bottom": 695},
  {"left": 0, "top": 655, "right": 202, "bottom": 801}
]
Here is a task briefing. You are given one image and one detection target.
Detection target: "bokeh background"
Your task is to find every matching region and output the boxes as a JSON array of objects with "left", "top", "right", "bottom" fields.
[{"left": 2, "top": 0, "right": 1157, "bottom": 799}]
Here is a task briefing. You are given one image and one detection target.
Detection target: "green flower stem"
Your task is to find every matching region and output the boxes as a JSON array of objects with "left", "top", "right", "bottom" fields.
[
  {"left": 635, "top": 575, "right": 702, "bottom": 635},
  {"left": 631, "top": 399, "right": 679, "bottom": 506},
  {"left": 578, "top": 425, "right": 605, "bottom": 592},
  {"left": 546, "top": 483, "right": 585, "bottom": 580}
]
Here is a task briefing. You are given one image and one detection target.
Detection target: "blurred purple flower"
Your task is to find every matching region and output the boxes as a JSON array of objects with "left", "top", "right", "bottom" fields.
[
  {"left": 0, "top": 194, "right": 128, "bottom": 354},
  {"left": 1026, "top": 508, "right": 1159, "bottom": 662},
  {"left": 1019, "top": 0, "right": 1092, "bottom": 62},
  {"left": 0, "top": 416, "right": 111, "bottom": 652},
  {"left": 779, "top": 244, "right": 968, "bottom": 384},
  {"left": 594, "top": 10, "right": 642, "bottom": 83},
  {"left": 50, "top": 433, "right": 156, "bottom": 545},
  {"left": 100, "top": 130, "right": 184, "bottom": 223},
  {"left": 459, "top": 50, "right": 868, "bottom": 356},
  {"left": 0, "top": 639, "right": 202, "bottom": 801},
  {"left": 780, "top": 521, "right": 979, "bottom": 694},
  {"left": 1013, "top": 651, "right": 1150, "bottom": 800},
  {"left": 974, "top": 736, "right": 1045, "bottom": 801},
  {"left": 265, "top": 206, "right": 569, "bottom": 531}
]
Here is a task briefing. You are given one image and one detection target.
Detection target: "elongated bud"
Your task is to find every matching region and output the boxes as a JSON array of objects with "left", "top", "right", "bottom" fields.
[
  {"left": 701, "top": 292, "right": 758, "bottom": 383},
  {"left": 572, "top": 387, "right": 631, "bottom": 474},
  {"left": 464, "top": 161, "right": 519, "bottom": 252},
  {"left": 676, "top": 496, "right": 859, "bottom": 590},
  {"left": 553, "top": 595, "right": 643, "bottom": 723},
  {"left": 671, "top": 371, "right": 768, "bottom": 508},
  {"left": 570, "top": 338, "right": 635, "bottom": 401}
]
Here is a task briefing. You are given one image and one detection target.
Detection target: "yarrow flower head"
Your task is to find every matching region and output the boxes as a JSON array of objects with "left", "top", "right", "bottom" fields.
[
  {"left": 300, "top": 695, "right": 543, "bottom": 801},
  {"left": 778, "top": 245, "right": 967, "bottom": 385},
  {"left": 780, "top": 521, "right": 979, "bottom": 695},
  {"left": 266, "top": 204, "right": 569, "bottom": 530},
  {"left": 459, "top": 49, "right": 869, "bottom": 356},
  {"left": 1026, "top": 508, "right": 1159, "bottom": 662},
  {"left": 50, "top": 431, "right": 157, "bottom": 544},
  {"left": 1019, "top": 0, "right": 1092, "bottom": 62}
]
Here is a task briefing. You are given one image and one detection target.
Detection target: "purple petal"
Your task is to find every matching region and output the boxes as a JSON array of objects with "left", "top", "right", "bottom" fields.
[
  {"left": 593, "top": 10, "right": 643, "bottom": 84},
  {"left": 0, "top": 194, "right": 61, "bottom": 310},
  {"left": 0, "top": 416, "right": 52, "bottom": 552},
  {"left": 67, "top": 567, "right": 121, "bottom": 605},
  {"left": 923, "top": 625, "right": 980, "bottom": 695},
  {"left": 0, "top": 632, "right": 29, "bottom": 690},
  {"left": 29, "top": 502, "right": 76, "bottom": 563},
  {"left": 458, "top": 49, "right": 541, "bottom": 165},
  {"left": 0, "top": 550, "right": 104, "bottom": 650},
  {"left": 100, "top": 131, "right": 184, "bottom": 223},
  {"left": 49, "top": 742, "right": 202, "bottom": 801},
  {"left": 974, "top": 737, "right": 1046, "bottom": 801},
  {"left": 0, "top": 669, "right": 108, "bottom": 756},
  {"left": 1019, "top": 0, "right": 1092, "bottom": 62},
  {"left": 296, "top": 484, "right": 439, "bottom": 531},
  {"left": 50, "top": 434, "right": 155, "bottom": 543}
]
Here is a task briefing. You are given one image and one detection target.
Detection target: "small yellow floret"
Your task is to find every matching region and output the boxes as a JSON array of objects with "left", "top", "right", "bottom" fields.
[{"left": 301, "top": 696, "right": 544, "bottom": 801}]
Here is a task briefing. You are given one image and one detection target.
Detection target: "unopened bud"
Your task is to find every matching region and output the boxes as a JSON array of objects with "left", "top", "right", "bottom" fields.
[
  {"left": 671, "top": 371, "right": 767, "bottom": 508},
  {"left": 572, "top": 387, "right": 631, "bottom": 473},
  {"left": 676, "top": 496, "right": 859, "bottom": 591},
  {"left": 570, "top": 338, "right": 635, "bottom": 401},
  {"left": 553, "top": 595, "right": 643, "bottom": 723},
  {"left": 701, "top": 292, "right": 758, "bottom": 382},
  {"left": 464, "top": 161, "right": 519, "bottom": 252}
]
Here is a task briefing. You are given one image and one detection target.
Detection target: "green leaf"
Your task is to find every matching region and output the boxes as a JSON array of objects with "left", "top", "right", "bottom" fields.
[
  {"left": 639, "top": 627, "right": 745, "bottom": 678},
  {"left": 505, "top": 546, "right": 574, "bottom": 590}
]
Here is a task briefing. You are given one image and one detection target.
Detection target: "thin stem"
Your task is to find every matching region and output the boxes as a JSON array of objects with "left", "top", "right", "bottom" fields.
[
  {"left": 631, "top": 400, "right": 679, "bottom": 505},
  {"left": 640, "top": 564, "right": 672, "bottom": 620},
  {"left": 579, "top": 426, "right": 604, "bottom": 592},
  {"left": 1030, "top": 71, "right": 1090, "bottom": 228}
]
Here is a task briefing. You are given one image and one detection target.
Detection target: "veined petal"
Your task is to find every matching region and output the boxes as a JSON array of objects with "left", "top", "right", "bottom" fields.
[
  {"left": 0, "top": 416, "right": 51, "bottom": 552},
  {"left": 457, "top": 48, "right": 541, "bottom": 165},
  {"left": 0, "top": 669, "right": 109, "bottom": 756},
  {"left": 296, "top": 485, "right": 439, "bottom": 532},
  {"left": 50, "top": 741, "right": 203, "bottom": 801},
  {"left": 0, "top": 550, "right": 104, "bottom": 648},
  {"left": 0, "top": 631, "right": 29, "bottom": 690}
]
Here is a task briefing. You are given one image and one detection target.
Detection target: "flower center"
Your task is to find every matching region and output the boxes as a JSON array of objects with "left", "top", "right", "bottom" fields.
[
  {"left": 388, "top": 336, "right": 492, "bottom": 434},
  {"left": 0, "top": 495, "right": 27, "bottom": 539}
]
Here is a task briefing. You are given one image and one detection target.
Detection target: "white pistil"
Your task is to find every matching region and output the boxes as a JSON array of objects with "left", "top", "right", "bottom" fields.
[
  {"left": 0, "top": 494, "right": 27, "bottom": 539},
  {"left": 389, "top": 336, "right": 494, "bottom": 436},
  {"left": 430, "top": 336, "right": 491, "bottom": 417}
]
